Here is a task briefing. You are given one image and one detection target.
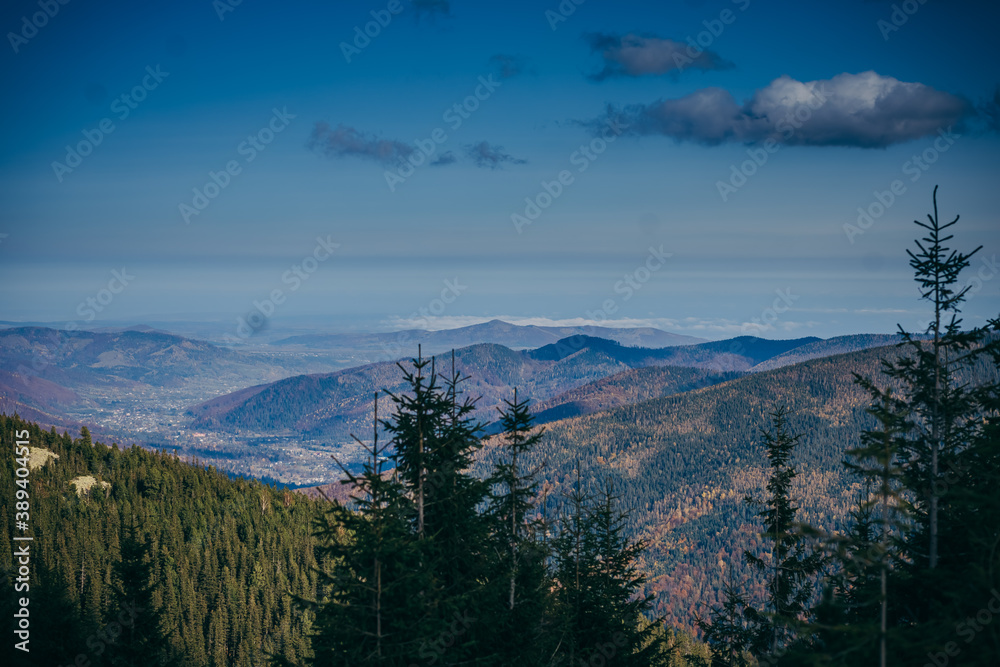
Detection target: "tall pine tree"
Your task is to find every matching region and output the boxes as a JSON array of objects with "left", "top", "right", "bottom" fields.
[
  {"left": 107, "top": 522, "right": 176, "bottom": 667},
  {"left": 845, "top": 187, "right": 999, "bottom": 661},
  {"left": 553, "top": 465, "right": 664, "bottom": 666},
  {"left": 307, "top": 394, "right": 422, "bottom": 665},
  {"left": 700, "top": 408, "right": 821, "bottom": 665},
  {"left": 484, "top": 389, "right": 553, "bottom": 666},
  {"left": 783, "top": 187, "right": 1000, "bottom": 665}
]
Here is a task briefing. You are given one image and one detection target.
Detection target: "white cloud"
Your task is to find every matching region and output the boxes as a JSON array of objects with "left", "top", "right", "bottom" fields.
[{"left": 596, "top": 71, "right": 970, "bottom": 148}]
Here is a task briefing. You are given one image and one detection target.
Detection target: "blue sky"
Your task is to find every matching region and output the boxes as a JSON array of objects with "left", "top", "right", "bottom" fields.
[{"left": 1, "top": 0, "right": 998, "bottom": 340}]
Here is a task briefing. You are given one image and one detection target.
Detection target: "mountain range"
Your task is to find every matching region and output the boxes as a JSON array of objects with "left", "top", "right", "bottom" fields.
[
  {"left": 187, "top": 335, "right": 828, "bottom": 442},
  {"left": 270, "top": 318, "right": 705, "bottom": 357},
  {"left": 188, "top": 332, "right": 910, "bottom": 444}
]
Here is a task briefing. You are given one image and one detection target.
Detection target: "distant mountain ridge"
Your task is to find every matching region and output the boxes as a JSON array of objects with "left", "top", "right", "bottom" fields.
[
  {"left": 750, "top": 333, "right": 908, "bottom": 371},
  {"left": 270, "top": 318, "right": 706, "bottom": 356},
  {"left": 188, "top": 335, "right": 827, "bottom": 443},
  {"left": 530, "top": 334, "right": 823, "bottom": 369}
]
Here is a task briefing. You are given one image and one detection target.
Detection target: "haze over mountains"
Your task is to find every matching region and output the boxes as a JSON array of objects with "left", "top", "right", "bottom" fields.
[
  {"left": 187, "top": 333, "right": 829, "bottom": 444},
  {"left": 0, "top": 319, "right": 916, "bottom": 487},
  {"left": 187, "top": 331, "right": 922, "bottom": 446},
  {"left": 0, "top": 321, "right": 909, "bottom": 440}
]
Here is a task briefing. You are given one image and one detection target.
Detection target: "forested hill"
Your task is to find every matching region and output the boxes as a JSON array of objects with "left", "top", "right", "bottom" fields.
[
  {"left": 524, "top": 364, "right": 743, "bottom": 428},
  {"left": 525, "top": 334, "right": 819, "bottom": 368},
  {"left": 501, "top": 342, "right": 999, "bottom": 632},
  {"left": 1, "top": 414, "right": 322, "bottom": 667},
  {"left": 749, "top": 333, "right": 908, "bottom": 371}
]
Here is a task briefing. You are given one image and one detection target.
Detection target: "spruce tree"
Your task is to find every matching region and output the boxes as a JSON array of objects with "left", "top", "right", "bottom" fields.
[
  {"left": 745, "top": 408, "right": 821, "bottom": 658},
  {"left": 306, "top": 352, "right": 496, "bottom": 665},
  {"left": 787, "top": 187, "right": 1000, "bottom": 665},
  {"left": 838, "top": 387, "right": 909, "bottom": 666},
  {"left": 308, "top": 394, "right": 423, "bottom": 665},
  {"left": 107, "top": 523, "right": 176, "bottom": 667},
  {"left": 843, "top": 187, "right": 1000, "bottom": 661},
  {"left": 383, "top": 350, "right": 491, "bottom": 664},
  {"left": 587, "top": 480, "right": 664, "bottom": 666},
  {"left": 887, "top": 185, "right": 986, "bottom": 573},
  {"left": 16, "top": 558, "right": 91, "bottom": 667},
  {"left": 695, "top": 574, "right": 756, "bottom": 667},
  {"left": 788, "top": 392, "right": 909, "bottom": 667},
  {"left": 552, "top": 462, "right": 595, "bottom": 665},
  {"left": 701, "top": 408, "right": 820, "bottom": 665},
  {"left": 553, "top": 466, "right": 663, "bottom": 666},
  {"left": 941, "top": 355, "right": 1000, "bottom": 665},
  {"left": 484, "top": 389, "right": 553, "bottom": 666}
]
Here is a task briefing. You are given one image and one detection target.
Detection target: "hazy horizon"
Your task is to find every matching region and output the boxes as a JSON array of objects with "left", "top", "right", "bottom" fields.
[{"left": 0, "top": 312, "right": 948, "bottom": 345}]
